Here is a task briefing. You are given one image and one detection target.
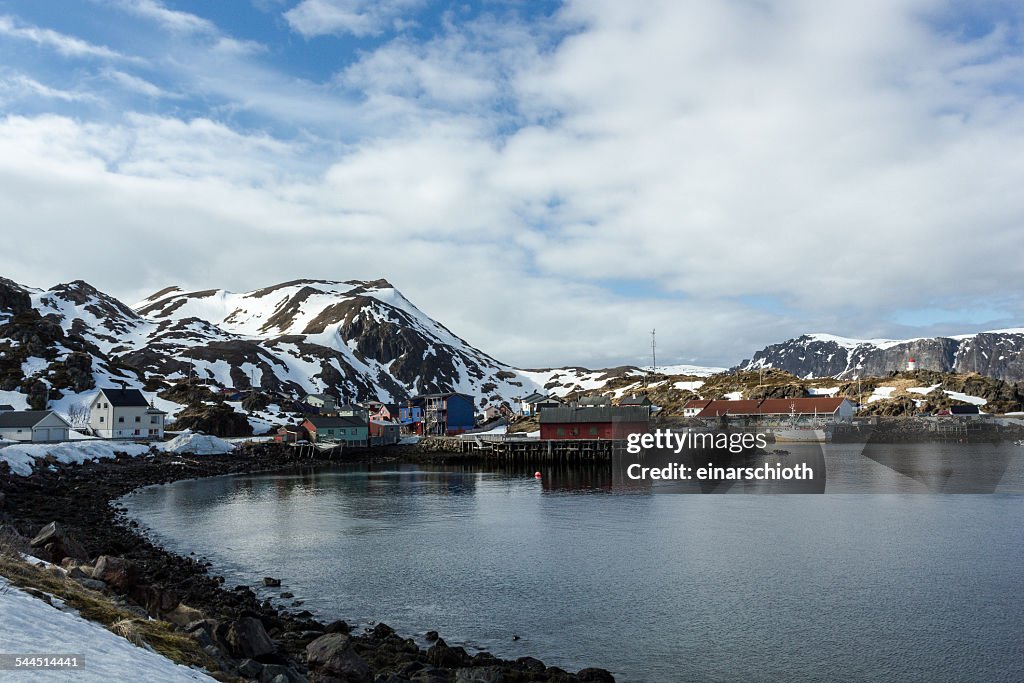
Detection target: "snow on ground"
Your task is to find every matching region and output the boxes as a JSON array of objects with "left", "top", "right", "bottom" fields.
[
  {"left": 0, "top": 442, "right": 151, "bottom": 477},
  {"left": 0, "top": 389, "right": 30, "bottom": 410},
  {"left": 907, "top": 384, "right": 941, "bottom": 395},
  {"left": 225, "top": 402, "right": 280, "bottom": 435},
  {"left": 723, "top": 391, "right": 743, "bottom": 400},
  {"left": 804, "top": 333, "right": 921, "bottom": 351},
  {"left": 867, "top": 387, "right": 896, "bottom": 403},
  {"left": 0, "top": 577, "right": 215, "bottom": 682},
  {"left": 156, "top": 431, "right": 234, "bottom": 455},
  {"left": 653, "top": 364, "right": 726, "bottom": 377},
  {"left": 673, "top": 380, "right": 705, "bottom": 392},
  {"left": 944, "top": 391, "right": 987, "bottom": 406},
  {"left": 807, "top": 387, "right": 840, "bottom": 396}
]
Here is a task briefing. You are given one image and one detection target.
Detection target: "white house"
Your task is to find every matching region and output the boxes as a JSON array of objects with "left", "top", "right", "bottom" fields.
[
  {"left": 302, "top": 393, "right": 338, "bottom": 412},
  {"left": 0, "top": 410, "right": 71, "bottom": 442},
  {"left": 89, "top": 388, "right": 165, "bottom": 439}
]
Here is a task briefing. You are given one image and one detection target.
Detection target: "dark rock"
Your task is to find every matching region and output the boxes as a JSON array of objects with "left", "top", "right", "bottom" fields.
[
  {"left": 426, "top": 640, "right": 468, "bottom": 669},
  {"left": 423, "top": 631, "right": 439, "bottom": 642},
  {"left": 576, "top": 668, "right": 616, "bottom": 683},
  {"left": 238, "top": 658, "right": 265, "bottom": 679},
  {"left": 370, "top": 623, "right": 395, "bottom": 639},
  {"left": 73, "top": 577, "right": 107, "bottom": 592},
  {"left": 29, "top": 521, "right": 88, "bottom": 563},
  {"left": 324, "top": 620, "right": 350, "bottom": 635},
  {"left": 454, "top": 667, "right": 506, "bottom": 683},
  {"left": 91, "top": 555, "right": 139, "bottom": 591},
  {"left": 515, "top": 656, "right": 545, "bottom": 673},
  {"left": 305, "top": 633, "right": 371, "bottom": 683},
  {"left": 228, "top": 616, "right": 277, "bottom": 659},
  {"left": 264, "top": 577, "right": 283, "bottom": 587},
  {"left": 280, "top": 592, "right": 295, "bottom": 599},
  {"left": 260, "top": 663, "right": 290, "bottom": 682}
]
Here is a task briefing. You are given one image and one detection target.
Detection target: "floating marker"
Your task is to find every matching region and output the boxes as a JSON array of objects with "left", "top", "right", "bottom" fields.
[{"left": 534, "top": 471, "right": 542, "bottom": 479}]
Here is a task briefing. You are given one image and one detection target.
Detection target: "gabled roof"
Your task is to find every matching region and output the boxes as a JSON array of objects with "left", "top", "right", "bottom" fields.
[
  {"left": 306, "top": 415, "right": 368, "bottom": 429},
  {"left": 683, "top": 399, "right": 712, "bottom": 410},
  {"left": 696, "top": 400, "right": 763, "bottom": 417},
  {"left": 619, "top": 395, "right": 651, "bottom": 406},
  {"left": 98, "top": 388, "right": 150, "bottom": 407},
  {"left": 696, "top": 397, "right": 850, "bottom": 418},
  {"left": 540, "top": 406, "right": 651, "bottom": 424},
  {"left": 521, "top": 391, "right": 548, "bottom": 403},
  {"left": 0, "top": 404, "right": 15, "bottom": 411},
  {"left": 577, "top": 396, "right": 612, "bottom": 407},
  {"left": 303, "top": 393, "right": 336, "bottom": 402},
  {"left": 0, "top": 410, "right": 69, "bottom": 429}
]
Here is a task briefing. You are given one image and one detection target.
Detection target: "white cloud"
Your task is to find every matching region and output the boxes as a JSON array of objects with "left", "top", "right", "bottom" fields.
[
  {"left": 284, "top": 0, "right": 426, "bottom": 38},
  {"left": 0, "top": 73, "right": 97, "bottom": 103},
  {"left": 104, "top": 69, "right": 175, "bottom": 98},
  {"left": 115, "top": 0, "right": 217, "bottom": 34},
  {"left": 1, "top": 1, "right": 1023, "bottom": 368},
  {"left": 0, "top": 14, "right": 124, "bottom": 59}
]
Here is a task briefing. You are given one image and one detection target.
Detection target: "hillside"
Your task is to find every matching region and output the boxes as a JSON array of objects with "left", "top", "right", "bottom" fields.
[
  {"left": 737, "top": 331, "right": 1024, "bottom": 381},
  {"left": 562, "top": 367, "right": 1024, "bottom": 419},
  {"left": 1, "top": 277, "right": 719, "bottom": 431}
]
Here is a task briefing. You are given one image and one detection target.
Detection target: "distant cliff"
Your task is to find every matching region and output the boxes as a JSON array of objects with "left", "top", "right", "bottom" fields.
[{"left": 736, "top": 331, "right": 1024, "bottom": 381}]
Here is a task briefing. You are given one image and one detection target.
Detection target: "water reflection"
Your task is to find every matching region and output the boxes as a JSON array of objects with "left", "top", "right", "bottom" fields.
[{"left": 119, "top": 455, "right": 1024, "bottom": 683}]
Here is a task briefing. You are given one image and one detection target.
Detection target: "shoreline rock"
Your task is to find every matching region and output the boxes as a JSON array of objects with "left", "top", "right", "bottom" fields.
[{"left": 0, "top": 444, "right": 614, "bottom": 682}]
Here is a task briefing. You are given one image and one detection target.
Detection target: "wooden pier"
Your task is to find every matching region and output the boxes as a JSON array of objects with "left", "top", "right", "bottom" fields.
[{"left": 419, "top": 435, "right": 624, "bottom": 461}]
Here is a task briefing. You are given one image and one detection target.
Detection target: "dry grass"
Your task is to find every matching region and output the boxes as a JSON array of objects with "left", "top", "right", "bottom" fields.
[{"left": 0, "top": 554, "right": 218, "bottom": 672}]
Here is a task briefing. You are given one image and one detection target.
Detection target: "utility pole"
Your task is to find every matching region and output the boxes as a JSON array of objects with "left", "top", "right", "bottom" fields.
[{"left": 651, "top": 328, "right": 657, "bottom": 378}]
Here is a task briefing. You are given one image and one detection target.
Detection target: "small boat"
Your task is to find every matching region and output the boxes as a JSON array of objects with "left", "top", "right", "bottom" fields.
[{"left": 772, "top": 427, "right": 831, "bottom": 443}]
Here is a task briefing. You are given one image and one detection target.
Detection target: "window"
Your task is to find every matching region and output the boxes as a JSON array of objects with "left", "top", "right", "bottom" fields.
[
  {"left": 340, "top": 429, "right": 347, "bottom": 435},
  {"left": 134, "top": 429, "right": 140, "bottom": 436},
  {"left": 135, "top": 416, "right": 141, "bottom": 422},
  {"left": 557, "top": 427, "right": 566, "bottom": 436},
  {"left": 99, "top": 417, "right": 104, "bottom": 423},
  {"left": 150, "top": 416, "right": 159, "bottom": 424},
  {"left": 589, "top": 426, "right": 599, "bottom": 436},
  {"left": 118, "top": 416, "right": 124, "bottom": 423}
]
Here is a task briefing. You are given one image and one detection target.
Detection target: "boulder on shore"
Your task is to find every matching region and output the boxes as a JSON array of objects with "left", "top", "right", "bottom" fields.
[
  {"left": 226, "top": 616, "right": 277, "bottom": 659},
  {"left": 306, "top": 633, "right": 371, "bottom": 683},
  {"left": 91, "top": 555, "right": 139, "bottom": 591},
  {"left": 30, "top": 521, "right": 89, "bottom": 564}
]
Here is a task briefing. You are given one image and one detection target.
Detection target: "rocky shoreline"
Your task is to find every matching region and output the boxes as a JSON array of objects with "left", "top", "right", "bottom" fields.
[{"left": 0, "top": 443, "right": 615, "bottom": 683}]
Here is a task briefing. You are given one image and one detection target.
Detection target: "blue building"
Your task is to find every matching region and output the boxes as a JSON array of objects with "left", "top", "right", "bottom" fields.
[{"left": 420, "top": 392, "right": 476, "bottom": 435}]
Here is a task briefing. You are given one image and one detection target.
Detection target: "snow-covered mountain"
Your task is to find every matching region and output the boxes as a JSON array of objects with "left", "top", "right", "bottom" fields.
[
  {"left": 737, "top": 331, "right": 1024, "bottom": 381},
  {"left": 2, "top": 277, "right": 713, "bottom": 419}
]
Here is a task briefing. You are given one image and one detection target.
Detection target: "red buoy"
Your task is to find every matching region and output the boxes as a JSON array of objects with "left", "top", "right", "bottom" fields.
[{"left": 534, "top": 471, "right": 542, "bottom": 479}]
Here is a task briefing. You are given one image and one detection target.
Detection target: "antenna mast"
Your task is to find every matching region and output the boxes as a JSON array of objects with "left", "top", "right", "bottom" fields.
[{"left": 651, "top": 329, "right": 657, "bottom": 377}]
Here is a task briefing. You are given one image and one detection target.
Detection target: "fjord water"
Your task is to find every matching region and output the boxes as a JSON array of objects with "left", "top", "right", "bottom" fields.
[{"left": 122, "top": 455, "right": 1024, "bottom": 682}]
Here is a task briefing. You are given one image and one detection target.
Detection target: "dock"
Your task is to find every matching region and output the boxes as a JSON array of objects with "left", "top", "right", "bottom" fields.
[{"left": 419, "top": 435, "right": 624, "bottom": 461}]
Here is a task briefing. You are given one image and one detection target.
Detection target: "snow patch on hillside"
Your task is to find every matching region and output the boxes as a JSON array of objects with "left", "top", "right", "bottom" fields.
[
  {"left": 0, "top": 575, "right": 215, "bottom": 682},
  {"left": 0, "top": 442, "right": 151, "bottom": 477},
  {"left": 867, "top": 387, "right": 896, "bottom": 403}
]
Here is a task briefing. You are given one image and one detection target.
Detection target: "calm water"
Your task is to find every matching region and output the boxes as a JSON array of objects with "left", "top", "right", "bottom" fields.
[{"left": 122, "top": 449, "right": 1024, "bottom": 682}]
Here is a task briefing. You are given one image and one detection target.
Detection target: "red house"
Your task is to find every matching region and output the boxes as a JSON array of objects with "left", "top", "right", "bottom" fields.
[
  {"left": 274, "top": 424, "right": 308, "bottom": 443},
  {"left": 539, "top": 406, "right": 650, "bottom": 440}
]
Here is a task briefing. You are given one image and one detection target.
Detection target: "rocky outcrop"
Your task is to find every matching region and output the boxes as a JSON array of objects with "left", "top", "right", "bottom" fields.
[
  {"left": 171, "top": 402, "right": 253, "bottom": 437},
  {"left": 739, "top": 332, "right": 1024, "bottom": 381}
]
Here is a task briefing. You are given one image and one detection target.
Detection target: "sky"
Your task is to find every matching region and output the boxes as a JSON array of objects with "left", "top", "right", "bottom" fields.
[{"left": 1, "top": 0, "right": 1023, "bottom": 369}]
